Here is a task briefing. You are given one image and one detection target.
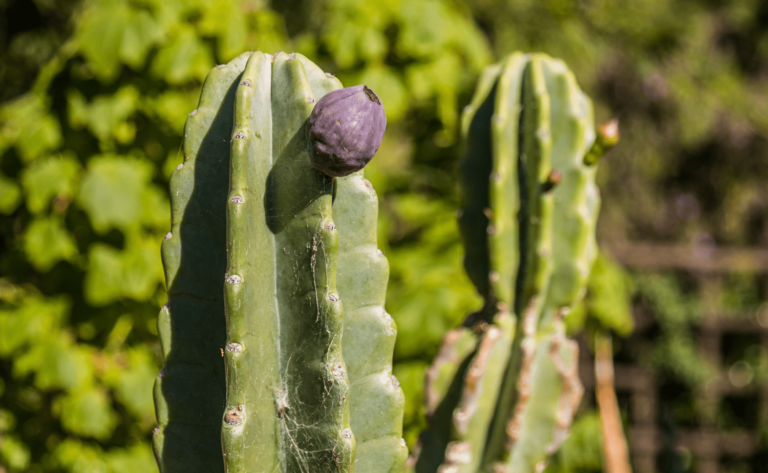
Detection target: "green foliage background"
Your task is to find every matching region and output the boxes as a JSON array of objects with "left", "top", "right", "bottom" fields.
[{"left": 1, "top": 0, "right": 767, "bottom": 471}]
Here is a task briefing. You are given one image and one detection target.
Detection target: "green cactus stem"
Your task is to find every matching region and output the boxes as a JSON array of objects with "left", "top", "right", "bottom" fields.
[
  {"left": 335, "top": 172, "right": 408, "bottom": 473},
  {"left": 155, "top": 50, "right": 405, "bottom": 473},
  {"left": 481, "top": 54, "right": 557, "bottom": 471},
  {"left": 415, "top": 327, "right": 478, "bottom": 472},
  {"left": 443, "top": 313, "right": 514, "bottom": 473},
  {"left": 414, "top": 52, "right": 611, "bottom": 473},
  {"left": 220, "top": 50, "right": 354, "bottom": 473}
]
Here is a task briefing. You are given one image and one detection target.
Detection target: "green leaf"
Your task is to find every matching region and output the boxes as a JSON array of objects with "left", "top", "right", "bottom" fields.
[
  {"left": 14, "top": 335, "right": 92, "bottom": 391},
  {"left": 354, "top": 65, "right": 408, "bottom": 121},
  {"left": 76, "top": 2, "right": 127, "bottom": 78},
  {"left": 140, "top": 184, "right": 171, "bottom": 230},
  {"left": 151, "top": 27, "right": 214, "bottom": 84},
  {"left": 77, "top": 2, "right": 163, "bottom": 78},
  {"left": 67, "top": 88, "right": 139, "bottom": 143},
  {"left": 393, "top": 361, "right": 429, "bottom": 448},
  {"left": 105, "top": 348, "right": 157, "bottom": 421},
  {"left": 0, "top": 295, "right": 69, "bottom": 356},
  {"left": 104, "top": 444, "right": 157, "bottom": 473},
  {"left": 52, "top": 439, "right": 106, "bottom": 473},
  {"left": 0, "top": 94, "right": 62, "bottom": 161},
  {"left": 148, "top": 90, "right": 199, "bottom": 134},
  {"left": 544, "top": 412, "right": 604, "bottom": 473},
  {"left": 57, "top": 387, "right": 117, "bottom": 439},
  {"left": 585, "top": 252, "right": 635, "bottom": 336},
  {"left": 0, "top": 434, "right": 30, "bottom": 470},
  {"left": 119, "top": 9, "right": 164, "bottom": 68},
  {"left": 84, "top": 235, "right": 164, "bottom": 306},
  {"left": 77, "top": 155, "right": 154, "bottom": 232},
  {"left": 20, "top": 153, "right": 81, "bottom": 213},
  {"left": 0, "top": 173, "right": 21, "bottom": 214},
  {"left": 53, "top": 439, "right": 156, "bottom": 473},
  {"left": 23, "top": 216, "right": 79, "bottom": 271},
  {"left": 197, "top": 0, "right": 247, "bottom": 61}
]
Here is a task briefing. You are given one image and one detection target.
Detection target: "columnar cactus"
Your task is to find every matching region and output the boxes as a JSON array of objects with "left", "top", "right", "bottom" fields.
[
  {"left": 411, "top": 53, "right": 618, "bottom": 473},
  {"left": 153, "top": 51, "right": 406, "bottom": 473}
]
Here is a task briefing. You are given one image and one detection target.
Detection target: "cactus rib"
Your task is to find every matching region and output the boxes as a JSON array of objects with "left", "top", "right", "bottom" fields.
[
  {"left": 335, "top": 172, "right": 408, "bottom": 473},
  {"left": 154, "top": 51, "right": 252, "bottom": 473},
  {"left": 222, "top": 51, "right": 354, "bottom": 473},
  {"left": 220, "top": 51, "right": 281, "bottom": 472},
  {"left": 482, "top": 56, "right": 556, "bottom": 470}
]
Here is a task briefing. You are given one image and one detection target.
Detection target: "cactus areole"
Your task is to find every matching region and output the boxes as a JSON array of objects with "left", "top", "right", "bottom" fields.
[{"left": 307, "top": 84, "right": 387, "bottom": 177}]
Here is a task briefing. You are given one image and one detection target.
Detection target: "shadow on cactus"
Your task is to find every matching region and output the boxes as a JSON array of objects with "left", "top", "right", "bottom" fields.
[
  {"left": 406, "top": 53, "right": 618, "bottom": 473},
  {"left": 153, "top": 51, "right": 405, "bottom": 473}
]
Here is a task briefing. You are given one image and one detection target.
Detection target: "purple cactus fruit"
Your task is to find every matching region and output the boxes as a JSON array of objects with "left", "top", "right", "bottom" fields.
[{"left": 307, "top": 85, "right": 387, "bottom": 177}]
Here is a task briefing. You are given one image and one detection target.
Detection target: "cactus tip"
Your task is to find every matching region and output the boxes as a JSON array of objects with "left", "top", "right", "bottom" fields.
[
  {"left": 599, "top": 118, "right": 619, "bottom": 143},
  {"left": 584, "top": 118, "right": 620, "bottom": 165}
]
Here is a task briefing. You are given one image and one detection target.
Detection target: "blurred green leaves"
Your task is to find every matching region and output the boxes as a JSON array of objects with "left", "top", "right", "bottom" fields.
[
  {"left": 321, "top": 0, "right": 491, "bottom": 129},
  {"left": 567, "top": 252, "right": 635, "bottom": 337},
  {"left": 84, "top": 236, "right": 164, "bottom": 306},
  {"left": 68, "top": 88, "right": 140, "bottom": 144},
  {"left": 23, "top": 216, "right": 79, "bottom": 271},
  {"left": 77, "top": 156, "right": 167, "bottom": 233},
  {"left": 0, "top": 173, "right": 22, "bottom": 214},
  {"left": 2, "top": 0, "right": 761, "bottom": 469},
  {"left": 20, "top": 154, "right": 81, "bottom": 214},
  {"left": 77, "top": 0, "right": 163, "bottom": 78}
]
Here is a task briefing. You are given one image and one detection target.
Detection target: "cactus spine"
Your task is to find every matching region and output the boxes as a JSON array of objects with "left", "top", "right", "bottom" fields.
[
  {"left": 413, "top": 53, "right": 617, "bottom": 473},
  {"left": 154, "top": 51, "right": 405, "bottom": 473}
]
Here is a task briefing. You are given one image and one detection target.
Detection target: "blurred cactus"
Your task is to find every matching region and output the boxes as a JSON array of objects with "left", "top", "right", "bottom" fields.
[
  {"left": 153, "top": 51, "right": 406, "bottom": 473},
  {"left": 410, "top": 53, "right": 618, "bottom": 473}
]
